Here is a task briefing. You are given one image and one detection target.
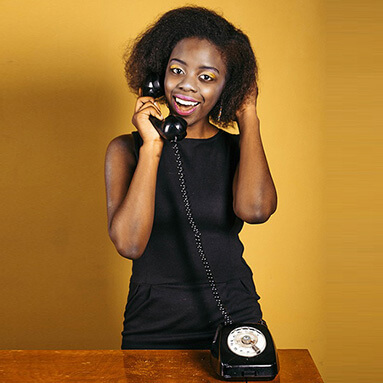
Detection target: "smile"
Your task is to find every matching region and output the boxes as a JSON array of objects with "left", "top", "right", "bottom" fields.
[
  {"left": 172, "top": 95, "right": 200, "bottom": 116},
  {"left": 174, "top": 97, "right": 199, "bottom": 106}
]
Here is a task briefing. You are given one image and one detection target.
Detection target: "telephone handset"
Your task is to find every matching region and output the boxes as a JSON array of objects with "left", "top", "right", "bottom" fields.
[
  {"left": 141, "top": 73, "right": 279, "bottom": 381},
  {"left": 142, "top": 73, "right": 187, "bottom": 142}
]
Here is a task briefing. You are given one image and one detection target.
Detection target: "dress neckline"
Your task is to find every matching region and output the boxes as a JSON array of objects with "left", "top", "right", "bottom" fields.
[{"left": 182, "top": 129, "right": 222, "bottom": 142}]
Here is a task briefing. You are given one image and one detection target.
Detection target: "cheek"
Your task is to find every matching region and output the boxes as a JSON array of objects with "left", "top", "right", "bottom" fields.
[
  {"left": 163, "top": 74, "right": 173, "bottom": 99},
  {"left": 205, "top": 85, "right": 225, "bottom": 107}
]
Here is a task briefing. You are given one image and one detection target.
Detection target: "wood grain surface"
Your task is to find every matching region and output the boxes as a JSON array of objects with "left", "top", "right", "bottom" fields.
[{"left": 0, "top": 349, "right": 323, "bottom": 382}]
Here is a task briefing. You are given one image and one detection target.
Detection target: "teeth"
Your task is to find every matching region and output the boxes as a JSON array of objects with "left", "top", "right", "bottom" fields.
[{"left": 175, "top": 97, "right": 199, "bottom": 107}]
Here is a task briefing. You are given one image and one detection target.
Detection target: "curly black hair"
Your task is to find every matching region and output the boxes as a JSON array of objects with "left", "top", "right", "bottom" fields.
[{"left": 124, "top": 6, "right": 258, "bottom": 126}]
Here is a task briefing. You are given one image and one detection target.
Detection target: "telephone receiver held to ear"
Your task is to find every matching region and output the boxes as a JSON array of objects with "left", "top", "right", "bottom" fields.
[{"left": 142, "top": 73, "right": 187, "bottom": 142}]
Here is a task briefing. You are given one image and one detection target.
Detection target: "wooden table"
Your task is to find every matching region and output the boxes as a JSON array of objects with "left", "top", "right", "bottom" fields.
[{"left": 0, "top": 349, "right": 323, "bottom": 382}]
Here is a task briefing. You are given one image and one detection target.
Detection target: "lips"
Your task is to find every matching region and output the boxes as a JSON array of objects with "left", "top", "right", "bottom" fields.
[{"left": 172, "top": 94, "right": 201, "bottom": 116}]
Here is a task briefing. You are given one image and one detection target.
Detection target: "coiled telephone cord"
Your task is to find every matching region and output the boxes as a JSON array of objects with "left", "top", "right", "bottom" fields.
[{"left": 171, "top": 140, "right": 233, "bottom": 326}]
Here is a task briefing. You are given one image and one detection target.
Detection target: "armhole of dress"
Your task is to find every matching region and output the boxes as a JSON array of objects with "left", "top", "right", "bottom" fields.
[
  {"left": 225, "top": 131, "right": 240, "bottom": 163},
  {"left": 132, "top": 131, "right": 143, "bottom": 162},
  {"left": 225, "top": 131, "right": 240, "bottom": 175}
]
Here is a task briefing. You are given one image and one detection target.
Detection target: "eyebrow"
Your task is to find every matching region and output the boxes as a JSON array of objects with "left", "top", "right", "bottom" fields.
[{"left": 169, "top": 58, "right": 220, "bottom": 74}]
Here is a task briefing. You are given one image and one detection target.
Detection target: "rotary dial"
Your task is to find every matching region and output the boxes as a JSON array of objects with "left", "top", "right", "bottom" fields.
[{"left": 227, "top": 326, "right": 267, "bottom": 357}]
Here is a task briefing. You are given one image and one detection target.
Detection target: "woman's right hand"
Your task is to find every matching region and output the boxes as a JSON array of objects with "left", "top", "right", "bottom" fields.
[{"left": 132, "top": 93, "right": 164, "bottom": 145}]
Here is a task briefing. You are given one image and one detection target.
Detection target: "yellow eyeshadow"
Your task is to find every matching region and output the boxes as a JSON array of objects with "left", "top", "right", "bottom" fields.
[
  {"left": 204, "top": 72, "right": 216, "bottom": 79},
  {"left": 170, "top": 64, "right": 180, "bottom": 70}
]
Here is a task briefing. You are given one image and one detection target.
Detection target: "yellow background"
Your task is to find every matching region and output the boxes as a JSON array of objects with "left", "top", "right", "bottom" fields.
[{"left": 1, "top": 1, "right": 381, "bottom": 382}]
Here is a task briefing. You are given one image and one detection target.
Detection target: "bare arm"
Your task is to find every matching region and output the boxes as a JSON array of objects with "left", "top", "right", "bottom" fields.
[
  {"left": 105, "top": 96, "right": 164, "bottom": 259},
  {"left": 233, "top": 91, "right": 277, "bottom": 224}
]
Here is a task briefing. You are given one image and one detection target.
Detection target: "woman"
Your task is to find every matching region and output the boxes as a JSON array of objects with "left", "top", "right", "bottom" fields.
[{"left": 105, "top": 6, "right": 277, "bottom": 349}]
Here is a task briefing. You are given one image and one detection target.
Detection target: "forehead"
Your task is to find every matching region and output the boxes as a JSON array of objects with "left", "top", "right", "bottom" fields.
[{"left": 169, "top": 37, "right": 226, "bottom": 72}]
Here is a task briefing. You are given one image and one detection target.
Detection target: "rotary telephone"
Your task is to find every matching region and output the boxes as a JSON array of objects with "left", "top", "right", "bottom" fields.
[{"left": 142, "top": 74, "right": 279, "bottom": 381}]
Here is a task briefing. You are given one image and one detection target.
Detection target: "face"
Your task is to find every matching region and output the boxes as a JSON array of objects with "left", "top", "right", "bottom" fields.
[{"left": 164, "top": 37, "right": 227, "bottom": 129}]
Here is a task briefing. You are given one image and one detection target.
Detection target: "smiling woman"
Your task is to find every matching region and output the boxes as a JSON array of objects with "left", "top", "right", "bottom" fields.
[
  {"left": 124, "top": 6, "right": 258, "bottom": 127},
  {"left": 104, "top": 6, "right": 277, "bottom": 350},
  {"left": 164, "top": 38, "right": 226, "bottom": 135}
]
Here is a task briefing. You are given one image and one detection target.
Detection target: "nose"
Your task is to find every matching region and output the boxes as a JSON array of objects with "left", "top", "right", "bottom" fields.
[{"left": 178, "top": 75, "right": 198, "bottom": 93}]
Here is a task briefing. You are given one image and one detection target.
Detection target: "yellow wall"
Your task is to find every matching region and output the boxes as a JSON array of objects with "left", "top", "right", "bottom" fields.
[
  {"left": 323, "top": 1, "right": 382, "bottom": 382},
  {"left": 1, "top": 1, "right": 380, "bottom": 382}
]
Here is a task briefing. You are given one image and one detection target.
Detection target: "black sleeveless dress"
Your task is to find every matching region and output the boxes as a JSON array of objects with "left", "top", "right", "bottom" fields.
[{"left": 121, "top": 130, "right": 263, "bottom": 349}]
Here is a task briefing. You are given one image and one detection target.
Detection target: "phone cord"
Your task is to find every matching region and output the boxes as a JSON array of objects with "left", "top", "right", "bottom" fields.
[{"left": 172, "top": 141, "right": 233, "bottom": 326}]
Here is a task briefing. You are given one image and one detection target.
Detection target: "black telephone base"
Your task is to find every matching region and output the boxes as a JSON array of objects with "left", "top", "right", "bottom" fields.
[
  {"left": 210, "top": 322, "right": 279, "bottom": 381},
  {"left": 210, "top": 363, "right": 279, "bottom": 382}
]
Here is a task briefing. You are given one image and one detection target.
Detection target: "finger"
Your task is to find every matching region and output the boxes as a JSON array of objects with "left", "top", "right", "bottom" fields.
[
  {"left": 137, "top": 104, "right": 164, "bottom": 120},
  {"left": 135, "top": 96, "right": 160, "bottom": 113},
  {"left": 138, "top": 99, "right": 163, "bottom": 116},
  {"left": 138, "top": 101, "right": 163, "bottom": 117}
]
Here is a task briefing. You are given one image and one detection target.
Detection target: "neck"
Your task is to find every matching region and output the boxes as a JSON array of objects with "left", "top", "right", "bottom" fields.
[{"left": 185, "top": 120, "right": 219, "bottom": 139}]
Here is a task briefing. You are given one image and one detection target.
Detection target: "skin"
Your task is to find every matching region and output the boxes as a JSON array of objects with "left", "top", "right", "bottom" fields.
[
  {"left": 105, "top": 37, "right": 277, "bottom": 259},
  {"left": 164, "top": 38, "right": 226, "bottom": 138}
]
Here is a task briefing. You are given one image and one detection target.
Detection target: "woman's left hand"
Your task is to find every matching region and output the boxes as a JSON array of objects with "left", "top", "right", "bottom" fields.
[{"left": 235, "top": 85, "right": 259, "bottom": 122}]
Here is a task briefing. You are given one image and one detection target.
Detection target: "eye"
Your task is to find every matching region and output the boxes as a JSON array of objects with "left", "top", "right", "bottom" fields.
[
  {"left": 170, "top": 66, "right": 184, "bottom": 75},
  {"left": 200, "top": 73, "right": 215, "bottom": 82}
]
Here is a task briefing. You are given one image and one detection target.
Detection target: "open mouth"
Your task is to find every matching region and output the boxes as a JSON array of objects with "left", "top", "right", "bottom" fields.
[{"left": 173, "top": 96, "right": 200, "bottom": 116}]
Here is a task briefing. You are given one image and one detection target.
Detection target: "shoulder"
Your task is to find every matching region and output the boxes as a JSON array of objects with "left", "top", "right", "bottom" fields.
[
  {"left": 225, "top": 131, "right": 240, "bottom": 142},
  {"left": 105, "top": 134, "right": 137, "bottom": 169},
  {"left": 219, "top": 131, "right": 240, "bottom": 167},
  {"left": 220, "top": 130, "right": 240, "bottom": 148},
  {"left": 107, "top": 133, "right": 134, "bottom": 150}
]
